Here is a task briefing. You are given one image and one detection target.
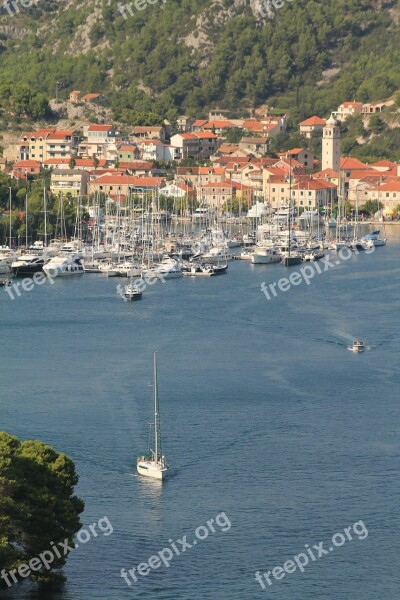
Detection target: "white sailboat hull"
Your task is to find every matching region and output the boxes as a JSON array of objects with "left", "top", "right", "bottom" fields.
[{"left": 137, "top": 459, "right": 169, "bottom": 480}]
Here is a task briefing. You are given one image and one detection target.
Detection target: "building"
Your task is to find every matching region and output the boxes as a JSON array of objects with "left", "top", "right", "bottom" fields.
[
  {"left": 117, "top": 144, "right": 140, "bottom": 162},
  {"left": 170, "top": 133, "right": 200, "bottom": 159},
  {"left": 299, "top": 116, "right": 326, "bottom": 138},
  {"left": 12, "top": 160, "right": 41, "bottom": 179},
  {"left": 322, "top": 115, "right": 340, "bottom": 173},
  {"left": 239, "top": 137, "right": 269, "bottom": 156},
  {"left": 176, "top": 116, "right": 195, "bottom": 132},
  {"left": 131, "top": 126, "right": 166, "bottom": 143},
  {"left": 335, "top": 102, "right": 363, "bottom": 122},
  {"left": 69, "top": 91, "right": 81, "bottom": 103},
  {"left": 369, "top": 180, "right": 400, "bottom": 215},
  {"left": 88, "top": 174, "right": 165, "bottom": 198},
  {"left": 280, "top": 148, "right": 314, "bottom": 169},
  {"left": 160, "top": 182, "right": 196, "bottom": 200},
  {"left": 50, "top": 169, "right": 89, "bottom": 197},
  {"left": 45, "top": 130, "right": 77, "bottom": 159},
  {"left": 291, "top": 178, "right": 337, "bottom": 210}
]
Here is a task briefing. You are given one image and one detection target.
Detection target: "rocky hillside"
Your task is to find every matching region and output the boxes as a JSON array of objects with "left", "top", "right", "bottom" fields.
[{"left": 0, "top": 0, "right": 400, "bottom": 121}]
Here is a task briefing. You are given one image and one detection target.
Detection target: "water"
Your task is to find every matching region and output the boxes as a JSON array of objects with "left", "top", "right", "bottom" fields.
[{"left": 1, "top": 230, "right": 400, "bottom": 599}]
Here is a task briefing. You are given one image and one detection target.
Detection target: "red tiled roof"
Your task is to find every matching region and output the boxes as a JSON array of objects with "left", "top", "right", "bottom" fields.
[
  {"left": 313, "top": 168, "right": 340, "bottom": 179},
  {"left": 340, "top": 157, "right": 368, "bottom": 170},
  {"left": 371, "top": 180, "right": 400, "bottom": 192},
  {"left": 341, "top": 102, "right": 363, "bottom": 108},
  {"left": 195, "top": 131, "right": 218, "bottom": 139},
  {"left": 87, "top": 124, "right": 113, "bottom": 132},
  {"left": 300, "top": 116, "right": 326, "bottom": 126}
]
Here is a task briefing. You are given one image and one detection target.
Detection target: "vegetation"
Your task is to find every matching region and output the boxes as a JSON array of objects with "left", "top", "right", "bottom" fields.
[
  {"left": 0, "top": 432, "right": 84, "bottom": 587},
  {"left": 0, "top": 0, "right": 399, "bottom": 125}
]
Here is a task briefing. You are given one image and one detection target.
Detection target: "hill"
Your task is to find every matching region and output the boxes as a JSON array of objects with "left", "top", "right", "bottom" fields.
[{"left": 0, "top": 0, "right": 400, "bottom": 124}]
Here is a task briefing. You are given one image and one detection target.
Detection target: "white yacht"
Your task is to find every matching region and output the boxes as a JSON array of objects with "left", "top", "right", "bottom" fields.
[
  {"left": 0, "top": 247, "right": 16, "bottom": 275},
  {"left": 201, "top": 246, "right": 233, "bottom": 263},
  {"left": 154, "top": 256, "right": 182, "bottom": 279},
  {"left": 137, "top": 352, "right": 169, "bottom": 481},
  {"left": 192, "top": 207, "right": 212, "bottom": 223},
  {"left": 361, "top": 231, "right": 386, "bottom": 247},
  {"left": 42, "top": 254, "right": 84, "bottom": 277},
  {"left": 123, "top": 283, "right": 143, "bottom": 301},
  {"left": 251, "top": 247, "right": 281, "bottom": 264}
]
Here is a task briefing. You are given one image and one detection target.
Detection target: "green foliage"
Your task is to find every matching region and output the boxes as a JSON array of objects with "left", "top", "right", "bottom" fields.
[
  {"left": 0, "top": 432, "right": 84, "bottom": 587},
  {"left": 368, "top": 114, "right": 386, "bottom": 134},
  {"left": 359, "top": 199, "right": 383, "bottom": 215},
  {"left": 0, "top": 0, "right": 398, "bottom": 122}
]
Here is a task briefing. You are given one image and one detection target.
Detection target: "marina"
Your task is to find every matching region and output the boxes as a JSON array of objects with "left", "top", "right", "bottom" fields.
[{"left": 1, "top": 227, "right": 399, "bottom": 600}]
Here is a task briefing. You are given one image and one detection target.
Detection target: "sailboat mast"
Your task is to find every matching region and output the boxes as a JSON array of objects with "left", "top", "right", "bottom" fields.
[{"left": 154, "top": 351, "right": 159, "bottom": 463}]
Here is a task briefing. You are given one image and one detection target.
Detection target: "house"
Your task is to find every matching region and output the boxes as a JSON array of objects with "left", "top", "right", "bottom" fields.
[
  {"left": 170, "top": 133, "right": 200, "bottom": 159},
  {"left": 136, "top": 140, "right": 166, "bottom": 162},
  {"left": 163, "top": 145, "right": 182, "bottom": 161},
  {"left": 120, "top": 161, "right": 157, "bottom": 177},
  {"left": 50, "top": 169, "right": 89, "bottom": 197},
  {"left": 280, "top": 148, "right": 314, "bottom": 169},
  {"left": 291, "top": 178, "right": 337, "bottom": 210},
  {"left": 239, "top": 137, "right": 269, "bottom": 156},
  {"left": 194, "top": 131, "right": 218, "bottom": 158},
  {"left": 12, "top": 160, "right": 41, "bottom": 179},
  {"left": 369, "top": 180, "right": 400, "bottom": 215},
  {"left": 160, "top": 182, "right": 196, "bottom": 199},
  {"left": 362, "top": 101, "right": 392, "bottom": 114},
  {"left": 313, "top": 168, "right": 340, "bottom": 188},
  {"left": 199, "top": 181, "right": 234, "bottom": 207},
  {"left": 43, "top": 158, "right": 107, "bottom": 171},
  {"left": 176, "top": 116, "right": 195, "bottom": 132},
  {"left": 69, "top": 91, "right": 81, "bottom": 103},
  {"left": 263, "top": 175, "right": 291, "bottom": 209},
  {"left": 45, "top": 130, "right": 77, "bottom": 159},
  {"left": 202, "top": 120, "right": 239, "bottom": 135},
  {"left": 88, "top": 174, "right": 165, "bottom": 198},
  {"left": 176, "top": 166, "right": 225, "bottom": 188},
  {"left": 335, "top": 102, "right": 364, "bottom": 121},
  {"left": 85, "top": 124, "right": 116, "bottom": 144},
  {"left": 299, "top": 116, "right": 326, "bottom": 138},
  {"left": 192, "top": 119, "right": 208, "bottom": 132},
  {"left": 80, "top": 94, "right": 104, "bottom": 105},
  {"left": 131, "top": 126, "right": 166, "bottom": 143},
  {"left": 19, "top": 129, "right": 56, "bottom": 161},
  {"left": 117, "top": 144, "right": 140, "bottom": 162}
]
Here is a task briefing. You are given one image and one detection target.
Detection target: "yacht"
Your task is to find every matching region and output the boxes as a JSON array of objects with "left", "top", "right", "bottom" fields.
[
  {"left": 361, "top": 231, "right": 386, "bottom": 247},
  {"left": 0, "top": 247, "right": 16, "bottom": 275},
  {"left": 137, "top": 352, "right": 169, "bottom": 481},
  {"left": 352, "top": 341, "right": 365, "bottom": 353},
  {"left": 11, "top": 252, "right": 49, "bottom": 275},
  {"left": 192, "top": 207, "right": 212, "bottom": 223},
  {"left": 154, "top": 256, "right": 182, "bottom": 279},
  {"left": 123, "top": 283, "right": 143, "bottom": 301},
  {"left": 42, "top": 254, "right": 84, "bottom": 277},
  {"left": 251, "top": 247, "right": 281, "bottom": 265}
]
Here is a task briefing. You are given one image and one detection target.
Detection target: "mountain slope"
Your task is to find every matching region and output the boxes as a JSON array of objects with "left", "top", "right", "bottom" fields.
[{"left": 0, "top": 0, "right": 399, "bottom": 121}]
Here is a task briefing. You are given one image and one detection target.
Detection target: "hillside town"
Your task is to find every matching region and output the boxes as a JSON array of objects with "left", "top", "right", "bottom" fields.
[{"left": 1, "top": 98, "right": 399, "bottom": 218}]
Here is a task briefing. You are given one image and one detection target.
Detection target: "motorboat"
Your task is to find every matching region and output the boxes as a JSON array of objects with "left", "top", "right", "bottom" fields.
[
  {"left": 0, "top": 278, "right": 12, "bottom": 287},
  {"left": 251, "top": 247, "right": 281, "bottom": 265},
  {"left": 11, "top": 253, "right": 49, "bottom": 275},
  {"left": 42, "top": 254, "right": 84, "bottom": 277},
  {"left": 154, "top": 256, "right": 182, "bottom": 279},
  {"left": 352, "top": 341, "right": 365, "bottom": 353},
  {"left": 123, "top": 284, "right": 143, "bottom": 301}
]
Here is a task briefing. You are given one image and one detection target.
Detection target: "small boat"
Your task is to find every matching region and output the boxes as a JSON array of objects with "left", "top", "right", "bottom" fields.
[
  {"left": 352, "top": 340, "right": 365, "bottom": 353},
  {"left": 137, "top": 352, "right": 169, "bottom": 481},
  {"left": 123, "top": 284, "right": 142, "bottom": 301},
  {"left": 0, "top": 279, "right": 11, "bottom": 287}
]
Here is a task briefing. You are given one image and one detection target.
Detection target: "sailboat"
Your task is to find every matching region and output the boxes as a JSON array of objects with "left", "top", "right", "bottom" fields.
[{"left": 137, "top": 352, "right": 169, "bottom": 481}]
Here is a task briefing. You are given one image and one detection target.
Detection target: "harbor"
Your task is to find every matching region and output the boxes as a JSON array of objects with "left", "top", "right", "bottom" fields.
[{"left": 1, "top": 226, "right": 399, "bottom": 600}]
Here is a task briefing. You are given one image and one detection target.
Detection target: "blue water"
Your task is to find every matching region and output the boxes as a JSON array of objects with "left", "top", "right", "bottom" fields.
[{"left": 1, "top": 228, "right": 400, "bottom": 599}]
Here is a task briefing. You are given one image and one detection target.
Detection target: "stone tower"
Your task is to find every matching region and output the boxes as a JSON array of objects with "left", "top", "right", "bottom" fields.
[{"left": 322, "top": 114, "right": 340, "bottom": 173}]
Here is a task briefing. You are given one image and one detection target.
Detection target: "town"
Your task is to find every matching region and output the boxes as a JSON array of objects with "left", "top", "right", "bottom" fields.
[{"left": 1, "top": 95, "right": 399, "bottom": 228}]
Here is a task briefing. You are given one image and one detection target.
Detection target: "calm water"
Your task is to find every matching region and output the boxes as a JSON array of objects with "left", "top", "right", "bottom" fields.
[{"left": 1, "top": 227, "right": 399, "bottom": 599}]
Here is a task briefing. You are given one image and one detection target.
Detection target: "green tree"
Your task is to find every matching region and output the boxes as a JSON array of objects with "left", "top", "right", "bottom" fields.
[
  {"left": 0, "top": 432, "right": 84, "bottom": 588},
  {"left": 368, "top": 115, "right": 386, "bottom": 134}
]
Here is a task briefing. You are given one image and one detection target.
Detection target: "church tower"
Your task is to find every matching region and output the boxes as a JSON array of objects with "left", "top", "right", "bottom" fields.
[{"left": 322, "top": 114, "right": 340, "bottom": 173}]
